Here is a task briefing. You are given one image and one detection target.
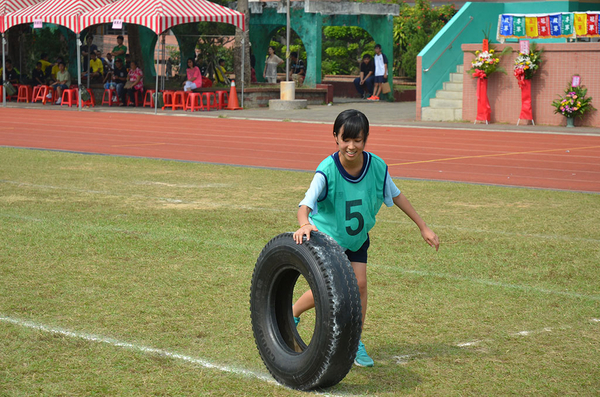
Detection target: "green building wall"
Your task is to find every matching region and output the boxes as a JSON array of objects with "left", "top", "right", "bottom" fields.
[{"left": 248, "top": 8, "right": 394, "bottom": 91}]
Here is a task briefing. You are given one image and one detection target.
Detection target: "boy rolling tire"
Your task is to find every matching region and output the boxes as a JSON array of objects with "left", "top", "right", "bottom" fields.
[{"left": 250, "top": 231, "right": 362, "bottom": 390}]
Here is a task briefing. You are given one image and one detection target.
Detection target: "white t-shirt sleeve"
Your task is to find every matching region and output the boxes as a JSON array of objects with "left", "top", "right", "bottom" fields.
[
  {"left": 298, "top": 172, "right": 327, "bottom": 216},
  {"left": 384, "top": 171, "right": 401, "bottom": 206}
]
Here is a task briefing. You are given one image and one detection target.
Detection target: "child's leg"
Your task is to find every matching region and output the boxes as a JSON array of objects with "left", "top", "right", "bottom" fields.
[
  {"left": 292, "top": 261, "right": 367, "bottom": 324},
  {"left": 292, "top": 290, "right": 314, "bottom": 317},
  {"left": 351, "top": 261, "right": 367, "bottom": 324},
  {"left": 372, "top": 83, "right": 381, "bottom": 98}
]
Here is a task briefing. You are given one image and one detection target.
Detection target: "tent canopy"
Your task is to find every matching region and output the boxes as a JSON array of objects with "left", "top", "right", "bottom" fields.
[
  {"left": 1, "top": 0, "right": 42, "bottom": 32},
  {"left": 4, "top": 0, "right": 117, "bottom": 33},
  {"left": 80, "top": 0, "right": 245, "bottom": 35}
]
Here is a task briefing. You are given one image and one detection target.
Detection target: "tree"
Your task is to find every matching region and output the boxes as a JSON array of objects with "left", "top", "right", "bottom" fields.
[
  {"left": 393, "top": 0, "right": 456, "bottom": 80},
  {"left": 322, "top": 26, "right": 373, "bottom": 76}
]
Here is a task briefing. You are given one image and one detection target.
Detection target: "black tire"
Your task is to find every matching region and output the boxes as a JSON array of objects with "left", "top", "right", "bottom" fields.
[{"left": 250, "top": 231, "right": 362, "bottom": 390}]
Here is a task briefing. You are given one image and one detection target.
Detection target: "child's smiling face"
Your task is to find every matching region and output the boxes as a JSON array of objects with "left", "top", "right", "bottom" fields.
[{"left": 336, "top": 126, "right": 365, "bottom": 165}]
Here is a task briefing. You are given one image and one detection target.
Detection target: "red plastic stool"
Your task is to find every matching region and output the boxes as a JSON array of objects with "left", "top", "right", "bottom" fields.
[
  {"left": 162, "top": 90, "right": 174, "bottom": 110},
  {"left": 171, "top": 91, "right": 187, "bottom": 110},
  {"left": 143, "top": 90, "right": 156, "bottom": 107},
  {"left": 82, "top": 88, "right": 96, "bottom": 107},
  {"left": 101, "top": 88, "right": 120, "bottom": 106},
  {"left": 215, "top": 90, "right": 228, "bottom": 110},
  {"left": 32, "top": 85, "right": 50, "bottom": 104},
  {"left": 126, "top": 90, "right": 140, "bottom": 106},
  {"left": 201, "top": 92, "right": 217, "bottom": 111},
  {"left": 17, "top": 85, "right": 33, "bottom": 103},
  {"left": 60, "top": 88, "right": 78, "bottom": 107},
  {"left": 185, "top": 93, "right": 204, "bottom": 112}
]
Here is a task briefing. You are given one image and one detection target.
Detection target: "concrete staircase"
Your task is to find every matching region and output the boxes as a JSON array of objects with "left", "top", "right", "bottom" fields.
[{"left": 421, "top": 65, "right": 463, "bottom": 121}]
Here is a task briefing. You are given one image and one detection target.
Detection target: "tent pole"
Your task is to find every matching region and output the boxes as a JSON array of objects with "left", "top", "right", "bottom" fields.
[
  {"left": 241, "top": 36, "right": 244, "bottom": 108},
  {"left": 161, "top": 34, "right": 166, "bottom": 91},
  {"left": 155, "top": 34, "right": 159, "bottom": 115},
  {"left": 77, "top": 33, "right": 82, "bottom": 110},
  {"left": 86, "top": 33, "right": 91, "bottom": 88},
  {"left": 2, "top": 33, "right": 6, "bottom": 107}
]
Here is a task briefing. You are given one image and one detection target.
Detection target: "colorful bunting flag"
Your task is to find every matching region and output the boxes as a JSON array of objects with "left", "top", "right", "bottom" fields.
[
  {"left": 501, "top": 14, "right": 514, "bottom": 36},
  {"left": 514, "top": 16, "right": 525, "bottom": 37},
  {"left": 526, "top": 17, "right": 538, "bottom": 37},
  {"left": 537, "top": 16, "right": 550, "bottom": 37},
  {"left": 587, "top": 13, "right": 598, "bottom": 35},
  {"left": 498, "top": 12, "right": 600, "bottom": 39},
  {"left": 562, "top": 13, "right": 573, "bottom": 36},
  {"left": 574, "top": 13, "right": 587, "bottom": 36},
  {"left": 549, "top": 14, "right": 562, "bottom": 37}
]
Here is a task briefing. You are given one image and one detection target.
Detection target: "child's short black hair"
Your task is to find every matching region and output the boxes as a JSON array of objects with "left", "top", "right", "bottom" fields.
[
  {"left": 374, "top": 44, "right": 382, "bottom": 50},
  {"left": 36, "top": 62, "right": 42, "bottom": 67},
  {"left": 333, "top": 109, "right": 369, "bottom": 142},
  {"left": 219, "top": 58, "right": 225, "bottom": 64}
]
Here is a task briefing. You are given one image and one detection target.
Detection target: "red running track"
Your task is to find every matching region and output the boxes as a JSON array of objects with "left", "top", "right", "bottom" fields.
[{"left": 1, "top": 108, "right": 599, "bottom": 193}]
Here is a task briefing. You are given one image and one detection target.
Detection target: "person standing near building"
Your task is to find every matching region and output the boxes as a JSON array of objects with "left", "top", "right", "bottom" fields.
[
  {"left": 112, "top": 35, "right": 127, "bottom": 63},
  {"left": 368, "top": 44, "right": 388, "bottom": 101},
  {"left": 263, "top": 46, "right": 283, "bottom": 84}
]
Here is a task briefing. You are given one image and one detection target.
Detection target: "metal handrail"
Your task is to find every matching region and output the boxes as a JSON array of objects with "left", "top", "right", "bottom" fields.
[{"left": 423, "top": 16, "right": 474, "bottom": 72}]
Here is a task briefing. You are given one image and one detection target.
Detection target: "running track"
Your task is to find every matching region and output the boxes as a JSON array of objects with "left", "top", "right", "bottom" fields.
[{"left": 1, "top": 108, "right": 599, "bottom": 193}]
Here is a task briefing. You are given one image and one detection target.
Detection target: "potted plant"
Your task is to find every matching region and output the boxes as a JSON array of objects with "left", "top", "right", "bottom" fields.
[{"left": 551, "top": 77, "right": 595, "bottom": 127}]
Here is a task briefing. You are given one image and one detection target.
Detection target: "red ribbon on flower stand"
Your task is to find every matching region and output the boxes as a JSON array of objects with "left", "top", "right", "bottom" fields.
[
  {"left": 474, "top": 70, "right": 491, "bottom": 124},
  {"left": 517, "top": 79, "right": 534, "bottom": 125}
]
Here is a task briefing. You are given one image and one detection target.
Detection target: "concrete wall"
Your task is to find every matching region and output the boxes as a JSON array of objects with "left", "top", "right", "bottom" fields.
[{"left": 462, "top": 42, "right": 600, "bottom": 127}]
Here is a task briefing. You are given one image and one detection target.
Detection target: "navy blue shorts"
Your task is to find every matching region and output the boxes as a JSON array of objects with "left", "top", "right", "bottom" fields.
[
  {"left": 345, "top": 235, "right": 370, "bottom": 263},
  {"left": 374, "top": 76, "right": 385, "bottom": 84}
]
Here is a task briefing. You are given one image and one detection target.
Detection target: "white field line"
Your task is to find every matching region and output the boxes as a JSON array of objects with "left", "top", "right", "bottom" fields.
[
  {"left": 4, "top": 179, "right": 600, "bottom": 243},
  {"left": 0, "top": 315, "right": 357, "bottom": 397},
  {"left": 400, "top": 323, "right": 592, "bottom": 365},
  {"left": 371, "top": 264, "right": 600, "bottom": 302}
]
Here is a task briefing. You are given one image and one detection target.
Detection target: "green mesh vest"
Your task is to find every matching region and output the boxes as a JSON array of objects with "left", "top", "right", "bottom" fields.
[{"left": 310, "top": 152, "right": 387, "bottom": 251}]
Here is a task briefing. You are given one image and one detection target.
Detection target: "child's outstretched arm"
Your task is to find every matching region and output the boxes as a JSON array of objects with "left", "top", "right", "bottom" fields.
[
  {"left": 293, "top": 205, "right": 319, "bottom": 244},
  {"left": 393, "top": 193, "right": 439, "bottom": 251}
]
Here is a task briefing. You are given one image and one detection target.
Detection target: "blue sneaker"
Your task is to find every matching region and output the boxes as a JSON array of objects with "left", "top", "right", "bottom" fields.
[
  {"left": 354, "top": 340, "right": 374, "bottom": 367},
  {"left": 294, "top": 316, "right": 300, "bottom": 327}
]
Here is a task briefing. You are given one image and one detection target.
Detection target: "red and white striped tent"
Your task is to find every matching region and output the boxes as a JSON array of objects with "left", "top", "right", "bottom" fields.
[
  {"left": 3, "top": 0, "right": 118, "bottom": 33},
  {"left": 80, "top": 0, "right": 245, "bottom": 34},
  {"left": 80, "top": 0, "right": 247, "bottom": 113},
  {"left": 1, "top": 0, "right": 42, "bottom": 32}
]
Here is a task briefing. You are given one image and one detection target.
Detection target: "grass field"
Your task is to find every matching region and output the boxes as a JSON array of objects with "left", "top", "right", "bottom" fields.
[{"left": 1, "top": 147, "right": 599, "bottom": 396}]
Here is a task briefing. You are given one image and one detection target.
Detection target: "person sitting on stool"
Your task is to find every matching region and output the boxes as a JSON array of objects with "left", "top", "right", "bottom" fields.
[{"left": 354, "top": 54, "right": 375, "bottom": 100}]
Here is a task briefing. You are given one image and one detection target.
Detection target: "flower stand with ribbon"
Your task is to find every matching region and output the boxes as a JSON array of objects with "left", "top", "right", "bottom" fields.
[
  {"left": 517, "top": 77, "right": 534, "bottom": 125},
  {"left": 475, "top": 71, "right": 491, "bottom": 124},
  {"left": 514, "top": 41, "right": 542, "bottom": 125},
  {"left": 468, "top": 37, "right": 510, "bottom": 124}
]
